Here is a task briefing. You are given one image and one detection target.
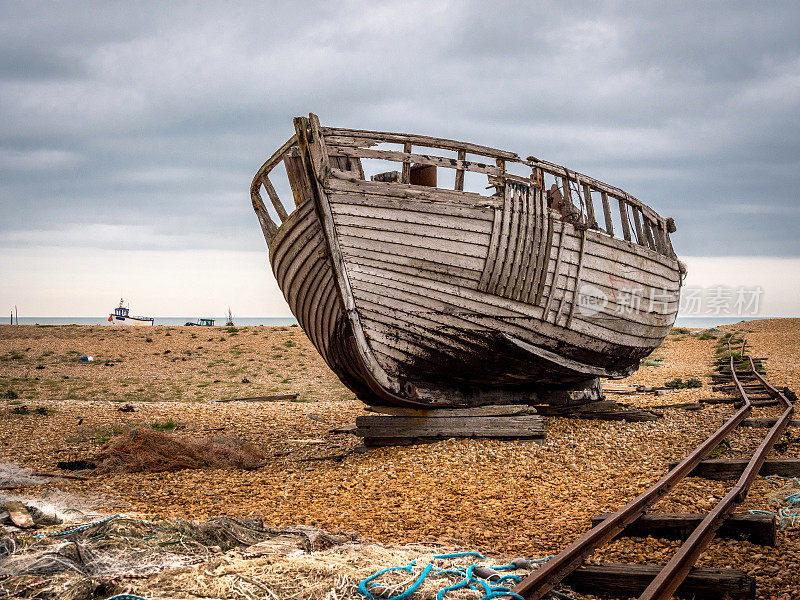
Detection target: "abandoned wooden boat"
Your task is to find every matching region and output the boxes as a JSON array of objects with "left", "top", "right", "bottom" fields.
[{"left": 250, "top": 114, "right": 684, "bottom": 409}]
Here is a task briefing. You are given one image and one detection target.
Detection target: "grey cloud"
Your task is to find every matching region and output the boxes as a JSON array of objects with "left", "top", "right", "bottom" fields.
[{"left": 1, "top": 0, "right": 799, "bottom": 259}]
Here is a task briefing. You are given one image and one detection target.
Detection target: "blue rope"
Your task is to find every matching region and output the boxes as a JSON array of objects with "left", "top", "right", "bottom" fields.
[
  {"left": 34, "top": 514, "right": 121, "bottom": 538},
  {"left": 359, "top": 563, "right": 433, "bottom": 600},
  {"left": 490, "top": 564, "right": 518, "bottom": 571},
  {"left": 358, "top": 552, "right": 549, "bottom": 600},
  {"left": 435, "top": 578, "right": 471, "bottom": 600},
  {"left": 103, "top": 596, "right": 149, "bottom": 600},
  {"left": 750, "top": 477, "right": 800, "bottom": 529},
  {"left": 431, "top": 552, "right": 485, "bottom": 560}
]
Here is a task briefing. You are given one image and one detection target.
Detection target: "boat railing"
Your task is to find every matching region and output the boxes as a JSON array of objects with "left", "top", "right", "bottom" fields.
[
  {"left": 525, "top": 156, "right": 675, "bottom": 257},
  {"left": 250, "top": 122, "right": 675, "bottom": 259},
  {"left": 321, "top": 126, "right": 675, "bottom": 259},
  {"left": 250, "top": 134, "right": 297, "bottom": 243}
]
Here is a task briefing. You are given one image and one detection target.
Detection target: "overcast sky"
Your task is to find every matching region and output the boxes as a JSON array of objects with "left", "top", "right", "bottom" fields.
[{"left": 1, "top": 1, "right": 798, "bottom": 317}]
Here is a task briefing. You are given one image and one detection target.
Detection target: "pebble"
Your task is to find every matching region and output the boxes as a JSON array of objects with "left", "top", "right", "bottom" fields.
[{"left": 1, "top": 319, "right": 800, "bottom": 598}]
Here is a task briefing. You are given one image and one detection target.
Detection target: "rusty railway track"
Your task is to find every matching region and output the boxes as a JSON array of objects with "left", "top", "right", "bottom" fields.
[{"left": 511, "top": 334, "right": 795, "bottom": 600}]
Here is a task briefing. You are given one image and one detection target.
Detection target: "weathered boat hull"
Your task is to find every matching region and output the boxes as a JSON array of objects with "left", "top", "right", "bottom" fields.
[{"left": 254, "top": 114, "right": 682, "bottom": 408}]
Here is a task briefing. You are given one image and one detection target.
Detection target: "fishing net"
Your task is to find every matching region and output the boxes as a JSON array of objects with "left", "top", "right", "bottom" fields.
[
  {"left": 0, "top": 464, "right": 46, "bottom": 489},
  {"left": 93, "top": 428, "right": 266, "bottom": 473},
  {"left": 146, "top": 542, "right": 548, "bottom": 600},
  {"left": 0, "top": 509, "right": 560, "bottom": 600},
  {"left": 0, "top": 513, "right": 352, "bottom": 600},
  {"left": 1, "top": 488, "right": 108, "bottom": 536}
]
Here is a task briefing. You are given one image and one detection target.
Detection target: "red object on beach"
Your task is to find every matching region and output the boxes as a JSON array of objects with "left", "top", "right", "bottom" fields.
[{"left": 108, "top": 316, "right": 113, "bottom": 322}]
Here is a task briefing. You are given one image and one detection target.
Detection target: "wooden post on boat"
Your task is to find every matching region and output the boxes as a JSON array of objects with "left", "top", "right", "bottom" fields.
[
  {"left": 454, "top": 150, "right": 465, "bottom": 191},
  {"left": 582, "top": 182, "right": 596, "bottom": 228},
  {"left": 601, "top": 191, "right": 614, "bottom": 235},
  {"left": 619, "top": 198, "right": 632, "bottom": 241},
  {"left": 631, "top": 203, "right": 645, "bottom": 245},
  {"left": 401, "top": 143, "right": 411, "bottom": 184},
  {"left": 534, "top": 166, "right": 544, "bottom": 190}
]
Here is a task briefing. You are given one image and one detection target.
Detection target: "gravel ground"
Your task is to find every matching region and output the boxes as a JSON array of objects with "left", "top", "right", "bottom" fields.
[{"left": 1, "top": 319, "right": 799, "bottom": 599}]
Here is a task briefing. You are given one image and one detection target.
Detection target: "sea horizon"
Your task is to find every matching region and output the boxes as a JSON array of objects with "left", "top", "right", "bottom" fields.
[
  {"left": 9, "top": 316, "right": 299, "bottom": 326},
  {"left": 3, "top": 315, "right": 792, "bottom": 328}
]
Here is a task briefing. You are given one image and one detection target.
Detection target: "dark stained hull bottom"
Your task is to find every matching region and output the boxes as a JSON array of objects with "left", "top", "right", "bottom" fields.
[{"left": 324, "top": 311, "right": 608, "bottom": 408}]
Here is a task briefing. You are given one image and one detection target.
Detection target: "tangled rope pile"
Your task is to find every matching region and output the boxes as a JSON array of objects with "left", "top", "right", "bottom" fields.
[
  {"left": 357, "top": 552, "right": 555, "bottom": 600},
  {"left": 750, "top": 475, "right": 800, "bottom": 529}
]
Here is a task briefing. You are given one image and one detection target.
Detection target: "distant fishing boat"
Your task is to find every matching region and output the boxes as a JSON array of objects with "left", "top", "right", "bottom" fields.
[
  {"left": 250, "top": 114, "right": 684, "bottom": 409},
  {"left": 107, "top": 299, "right": 154, "bottom": 326}
]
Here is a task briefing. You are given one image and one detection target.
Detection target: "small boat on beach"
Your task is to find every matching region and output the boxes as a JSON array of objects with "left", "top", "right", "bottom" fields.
[
  {"left": 250, "top": 114, "right": 684, "bottom": 409},
  {"left": 185, "top": 318, "right": 215, "bottom": 326},
  {"left": 107, "top": 299, "right": 154, "bottom": 326}
]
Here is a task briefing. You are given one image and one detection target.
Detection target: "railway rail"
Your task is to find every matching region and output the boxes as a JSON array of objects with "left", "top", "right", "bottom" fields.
[{"left": 510, "top": 333, "right": 795, "bottom": 599}]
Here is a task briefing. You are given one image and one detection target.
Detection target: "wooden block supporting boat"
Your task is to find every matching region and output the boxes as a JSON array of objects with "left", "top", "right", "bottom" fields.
[
  {"left": 366, "top": 403, "right": 538, "bottom": 417},
  {"left": 250, "top": 114, "right": 684, "bottom": 411},
  {"left": 355, "top": 408, "right": 545, "bottom": 447}
]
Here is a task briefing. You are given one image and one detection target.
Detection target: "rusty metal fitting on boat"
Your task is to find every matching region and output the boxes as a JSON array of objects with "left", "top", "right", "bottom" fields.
[{"left": 402, "top": 381, "right": 419, "bottom": 400}]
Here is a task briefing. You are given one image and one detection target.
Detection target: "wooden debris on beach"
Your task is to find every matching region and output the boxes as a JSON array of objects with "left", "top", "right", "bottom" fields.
[
  {"left": 603, "top": 383, "right": 675, "bottom": 396},
  {"left": 535, "top": 400, "right": 662, "bottom": 421},
  {"left": 212, "top": 393, "right": 299, "bottom": 403},
  {"left": 329, "top": 423, "right": 358, "bottom": 434},
  {"left": 655, "top": 401, "right": 705, "bottom": 411},
  {"left": 355, "top": 404, "right": 544, "bottom": 447}
]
